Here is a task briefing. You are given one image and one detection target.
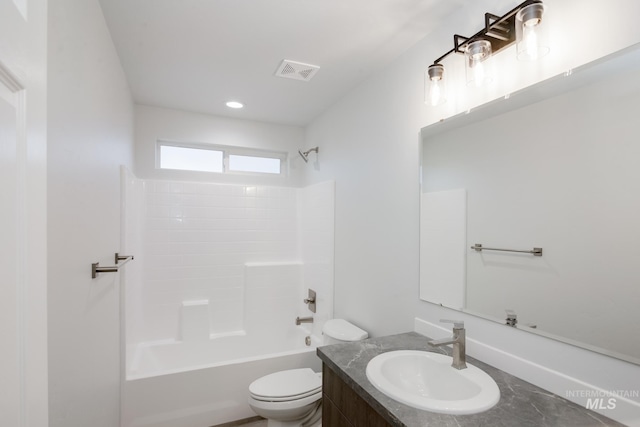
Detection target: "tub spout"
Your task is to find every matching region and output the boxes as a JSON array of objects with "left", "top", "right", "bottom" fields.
[{"left": 296, "top": 316, "right": 313, "bottom": 325}]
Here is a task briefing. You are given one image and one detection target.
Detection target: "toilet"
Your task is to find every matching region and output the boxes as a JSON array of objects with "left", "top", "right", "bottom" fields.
[{"left": 247, "top": 319, "right": 368, "bottom": 427}]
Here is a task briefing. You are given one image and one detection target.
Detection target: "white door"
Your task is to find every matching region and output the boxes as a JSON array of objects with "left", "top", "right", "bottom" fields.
[{"left": 0, "top": 0, "right": 48, "bottom": 426}]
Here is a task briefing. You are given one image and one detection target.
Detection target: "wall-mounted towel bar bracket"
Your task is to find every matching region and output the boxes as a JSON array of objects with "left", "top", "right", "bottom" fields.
[
  {"left": 92, "top": 253, "right": 135, "bottom": 278},
  {"left": 471, "top": 243, "right": 542, "bottom": 257}
]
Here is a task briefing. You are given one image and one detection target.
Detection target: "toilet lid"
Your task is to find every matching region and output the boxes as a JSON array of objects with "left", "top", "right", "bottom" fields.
[
  {"left": 322, "top": 319, "right": 368, "bottom": 341},
  {"left": 249, "top": 368, "right": 321, "bottom": 400}
]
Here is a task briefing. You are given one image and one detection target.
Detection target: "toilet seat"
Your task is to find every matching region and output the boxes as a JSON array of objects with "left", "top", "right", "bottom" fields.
[
  {"left": 250, "top": 387, "right": 321, "bottom": 402},
  {"left": 249, "top": 368, "right": 322, "bottom": 402}
]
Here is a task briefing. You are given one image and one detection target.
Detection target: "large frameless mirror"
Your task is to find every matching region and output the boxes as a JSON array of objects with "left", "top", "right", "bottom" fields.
[{"left": 419, "top": 43, "right": 640, "bottom": 365}]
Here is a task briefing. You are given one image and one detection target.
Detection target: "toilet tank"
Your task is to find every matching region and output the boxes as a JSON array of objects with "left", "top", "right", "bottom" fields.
[{"left": 322, "top": 319, "right": 368, "bottom": 345}]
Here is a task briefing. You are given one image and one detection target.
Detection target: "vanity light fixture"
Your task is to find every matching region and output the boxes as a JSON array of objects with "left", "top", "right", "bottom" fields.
[{"left": 425, "top": 0, "right": 548, "bottom": 105}]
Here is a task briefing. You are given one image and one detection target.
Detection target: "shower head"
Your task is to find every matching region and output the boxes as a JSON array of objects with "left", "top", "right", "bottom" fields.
[
  {"left": 298, "top": 149, "right": 309, "bottom": 163},
  {"left": 298, "top": 147, "right": 319, "bottom": 163}
]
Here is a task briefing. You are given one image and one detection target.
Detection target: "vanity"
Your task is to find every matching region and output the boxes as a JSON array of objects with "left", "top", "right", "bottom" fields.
[{"left": 317, "top": 332, "right": 622, "bottom": 426}]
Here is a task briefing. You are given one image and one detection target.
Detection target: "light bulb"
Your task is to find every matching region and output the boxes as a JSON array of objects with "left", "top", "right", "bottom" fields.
[
  {"left": 429, "top": 79, "right": 443, "bottom": 106},
  {"left": 516, "top": 3, "right": 549, "bottom": 61},
  {"left": 464, "top": 40, "right": 492, "bottom": 87},
  {"left": 425, "top": 64, "right": 446, "bottom": 106},
  {"left": 471, "top": 61, "right": 486, "bottom": 88},
  {"left": 523, "top": 24, "right": 539, "bottom": 59}
]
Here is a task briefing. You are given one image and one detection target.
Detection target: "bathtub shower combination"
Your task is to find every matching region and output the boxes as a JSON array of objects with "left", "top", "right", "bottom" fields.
[
  {"left": 122, "top": 324, "right": 322, "bottom": 427},
  {"left": 120, "top": 168, "right": 335, "bottom": 427}
]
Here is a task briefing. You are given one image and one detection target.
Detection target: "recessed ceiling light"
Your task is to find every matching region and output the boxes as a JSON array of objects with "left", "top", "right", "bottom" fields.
[{"left": 226, "top": 101, "right": 243, "bottom": 109}]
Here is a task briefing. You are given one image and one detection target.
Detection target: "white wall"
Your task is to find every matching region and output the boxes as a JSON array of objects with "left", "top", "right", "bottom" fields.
[
  {"left": 298, "top": 181, "right": 335, "bottom": 337},
  {"left": 134, "top": 105, "right": 306, "bottom": 186},
  {"left": 47, "top": 1, "right": 134, "bottom": 426},
  {"left": 303, "top": 0, "right": 640, "bottom": 424},
  {"left": 121, "top": 167, "right": 144, "bottom": 364}
]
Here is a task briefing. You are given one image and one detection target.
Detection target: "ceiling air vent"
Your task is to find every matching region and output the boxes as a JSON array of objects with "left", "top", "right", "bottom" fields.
[{"left": 274, "top": 60, "right": 320, "bottom": 82}]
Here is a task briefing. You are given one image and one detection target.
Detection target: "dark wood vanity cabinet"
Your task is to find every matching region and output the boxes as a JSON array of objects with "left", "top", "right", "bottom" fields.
[{"left": 322, "top": 364, "right": 392, "bottom": 427}]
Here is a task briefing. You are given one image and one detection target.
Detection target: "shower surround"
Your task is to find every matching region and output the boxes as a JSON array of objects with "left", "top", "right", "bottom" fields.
[{"left": 120, "top": 167, "right": 334, "bottom": 426}]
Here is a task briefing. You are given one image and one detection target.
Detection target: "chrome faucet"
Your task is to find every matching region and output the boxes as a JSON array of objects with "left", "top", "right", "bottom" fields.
[
  {"left": 427, "top": 319, "right": 467, "bottom": 370},
  {"left": 295, "top": 316, "right": 313, "bottom": 325}
]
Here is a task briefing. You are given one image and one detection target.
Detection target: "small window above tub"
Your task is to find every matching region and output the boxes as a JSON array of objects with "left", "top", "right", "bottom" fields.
[
  {"left": 159, "top": 144, "right": 224, "bottom": 172},
  {"left": 228, "top": 154, "right": 281, "bottom": 174},
  {"left": 157, "top": 141, "right": 286, "bottom": 176}
]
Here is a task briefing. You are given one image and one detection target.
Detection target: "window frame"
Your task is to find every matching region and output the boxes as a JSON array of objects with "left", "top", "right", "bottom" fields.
[{"left": 156, "top": 140, "right": 288, "bottom": 176}]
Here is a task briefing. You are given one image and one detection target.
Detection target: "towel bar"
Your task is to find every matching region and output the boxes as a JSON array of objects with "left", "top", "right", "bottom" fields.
[
  {"left": 470, "top": 243, "right": 542, "bottom": 256},
  {"left": 92, "top": 252, "right": 135, "bottom": 278}
]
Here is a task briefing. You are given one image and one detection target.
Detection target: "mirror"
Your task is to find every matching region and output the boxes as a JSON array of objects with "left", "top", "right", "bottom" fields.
[{"left": 419, "top": 43, "right": 640, "bottom": 365}]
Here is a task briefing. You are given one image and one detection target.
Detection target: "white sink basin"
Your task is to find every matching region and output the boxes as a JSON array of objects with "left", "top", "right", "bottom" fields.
[{"left": 366, "top": 350, "right": 500, "bottom": 415}]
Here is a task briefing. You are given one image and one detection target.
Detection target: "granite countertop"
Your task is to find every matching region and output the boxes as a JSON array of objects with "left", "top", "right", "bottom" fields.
[{"left": 317, "top": 332, "right": 622, "bottom": 427}]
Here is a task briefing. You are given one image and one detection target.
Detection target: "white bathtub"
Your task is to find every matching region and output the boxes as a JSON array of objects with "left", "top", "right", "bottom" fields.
[{"left": 121, "top": 326, "right": 323, "bottom": 427}]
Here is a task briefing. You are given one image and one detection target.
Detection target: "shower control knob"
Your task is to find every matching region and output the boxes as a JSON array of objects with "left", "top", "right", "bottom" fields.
[{"left": 304, "top": 289, "right": 317, "bottom": 313}]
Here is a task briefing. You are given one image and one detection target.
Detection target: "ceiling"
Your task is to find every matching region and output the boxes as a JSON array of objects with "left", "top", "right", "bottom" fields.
[{"left": 98, "top": 0, "right": 464, "bottom": 126}]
